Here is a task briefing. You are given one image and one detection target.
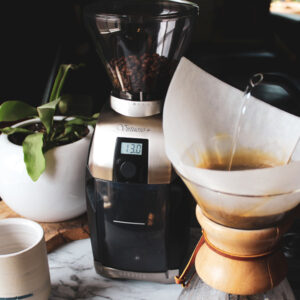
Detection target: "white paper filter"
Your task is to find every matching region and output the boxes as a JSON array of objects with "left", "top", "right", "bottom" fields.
[{"left": 163, "top": 58, "right": 300, "bottom": 225}]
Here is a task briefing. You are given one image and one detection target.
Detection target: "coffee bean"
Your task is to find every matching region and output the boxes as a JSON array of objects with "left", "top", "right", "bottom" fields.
[{"left": 107, "top": 53, "right": 175, "bottom": 99}]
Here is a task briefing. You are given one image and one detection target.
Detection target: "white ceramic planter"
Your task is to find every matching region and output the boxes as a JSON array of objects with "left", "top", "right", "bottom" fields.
[{"left": 0, "top": 117, "right": 93, "bottom": 222}]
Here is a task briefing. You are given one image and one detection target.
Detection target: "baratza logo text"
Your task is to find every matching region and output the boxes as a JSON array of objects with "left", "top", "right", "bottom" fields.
[{"left": 118, "top": 124, "right": 150, "bottom": 133}]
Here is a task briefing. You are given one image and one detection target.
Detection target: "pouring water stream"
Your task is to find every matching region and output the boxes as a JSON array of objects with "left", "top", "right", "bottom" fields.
[
  {"left": 228, "top": 73, "right": 300, "bottom": 170},
  {"left": 227, "top": 73, "right": 300, "bottom": 217},
  {"left": 287, "top": 136, "right": 300, "bottom": 164},
  {"left": 227, "top": 73, "right": 264, "bottom": 171}
]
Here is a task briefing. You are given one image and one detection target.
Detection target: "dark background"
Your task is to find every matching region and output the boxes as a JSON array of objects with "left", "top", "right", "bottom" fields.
[
  {"left": 0, "top": 0, "right": 110, "bottom": 111},
  {"left": 1, "top": 0, "right": 300, "bottom": 110},
  {"left": 1, "top": 0, "right": 300, "bottom": 298}
]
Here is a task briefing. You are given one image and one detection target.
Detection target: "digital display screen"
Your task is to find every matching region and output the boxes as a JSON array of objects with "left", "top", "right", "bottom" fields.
[{"left": 121, "top": 142, "right": 143, "bottom": 155}]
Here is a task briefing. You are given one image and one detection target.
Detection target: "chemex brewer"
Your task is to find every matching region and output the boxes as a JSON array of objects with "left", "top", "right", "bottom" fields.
[{"left": 164, "top": 58, "right": 300, "bottom": 299}]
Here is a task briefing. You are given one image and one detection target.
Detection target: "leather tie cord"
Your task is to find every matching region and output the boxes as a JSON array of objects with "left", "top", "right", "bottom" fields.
[{"left": 174, "top": 235, "right": 205, "bottom": 287}]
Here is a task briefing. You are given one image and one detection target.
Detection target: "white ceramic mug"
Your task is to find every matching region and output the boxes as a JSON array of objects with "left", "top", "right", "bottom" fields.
[{"left": 0, "top": 218, "right": 51, "bottom": 299}]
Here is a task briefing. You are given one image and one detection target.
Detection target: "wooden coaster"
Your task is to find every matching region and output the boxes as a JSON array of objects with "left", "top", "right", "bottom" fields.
[{"left": 0, "top": 200, "right": 90, "bottom": 253}]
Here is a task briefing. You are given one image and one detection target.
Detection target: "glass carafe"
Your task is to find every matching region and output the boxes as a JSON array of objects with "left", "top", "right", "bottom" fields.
[{"left": 178, "top": 276, "right": 296, "bottom": 300}]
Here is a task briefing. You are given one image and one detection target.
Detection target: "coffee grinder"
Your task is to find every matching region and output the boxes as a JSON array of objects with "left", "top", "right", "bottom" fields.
[{"left": 84, "top": 0, "right": 198, "bottom": 282}]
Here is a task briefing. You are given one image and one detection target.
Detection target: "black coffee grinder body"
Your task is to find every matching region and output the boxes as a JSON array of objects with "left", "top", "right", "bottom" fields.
[
  {"left": 84, "top": 0, "right": 198, "bottom": 282},
  {"left": 86, "top": 105, "right": 194, "bottom": 282},
  {"left": 86, "top": 179, "right": 190, "bottom": 281}
]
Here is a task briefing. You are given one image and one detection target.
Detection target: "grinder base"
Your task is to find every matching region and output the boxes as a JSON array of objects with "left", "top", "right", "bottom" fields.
[{"left": 94, "top": 261, "right": 178, "bottom": 283}]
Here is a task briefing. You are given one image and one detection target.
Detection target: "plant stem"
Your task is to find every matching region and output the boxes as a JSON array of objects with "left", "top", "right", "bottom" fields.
[{"left": 49, "top": 65, "right": 76, "bottom": 102}]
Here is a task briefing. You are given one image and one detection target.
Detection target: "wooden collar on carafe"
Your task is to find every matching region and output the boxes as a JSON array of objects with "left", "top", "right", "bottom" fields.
[{"left": 174, "top": 230, "right": 281, "bottom": 288}]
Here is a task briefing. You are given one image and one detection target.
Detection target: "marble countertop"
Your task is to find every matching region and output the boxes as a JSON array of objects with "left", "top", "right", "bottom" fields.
[
  {"left": 48, "top": 239, "right": 183, "bottom": 300},
  {"left": 48, "top": 225, "right": 300, "bottom": 300}
]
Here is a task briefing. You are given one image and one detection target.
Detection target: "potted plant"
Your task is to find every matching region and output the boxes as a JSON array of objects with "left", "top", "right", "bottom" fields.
[{"left": 0, "top": 64, "right": 98, "bottom": 222}]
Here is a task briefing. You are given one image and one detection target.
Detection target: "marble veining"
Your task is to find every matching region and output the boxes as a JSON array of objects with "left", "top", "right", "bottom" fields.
[{"left": 48, "top": 239, "right": 182, "bottom": 300}]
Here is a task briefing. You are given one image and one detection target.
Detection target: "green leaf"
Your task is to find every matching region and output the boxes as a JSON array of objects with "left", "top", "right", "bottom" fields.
[
  {"left": 55, "top": 125, "right": 74, "bottom": 141},
  {"left": 58, "top": 94, "right": 93, "bottom": 115},
  {"left": 92, "top": 113, "right": 100, "bottom": 119},
  {"left": 37, "top": 98, "right": 60, "bottom": 134},
  {"left": 65, "top": 114, "right": 99, "bottom": 127},
  {"left": 65, "top": 118, "right": 86, "bottom": 126},
  {"left": 0, "top": 127, "right": 34, "bottom": 135},
  {"left": 49, "top": 64, "right": 84, "bottom": 102},
  {"left": 0, "top": 101, "right": 37, "bottom": 122},
  {"left": 23, "top": 133, "right": 45, "bottom": 181}
]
